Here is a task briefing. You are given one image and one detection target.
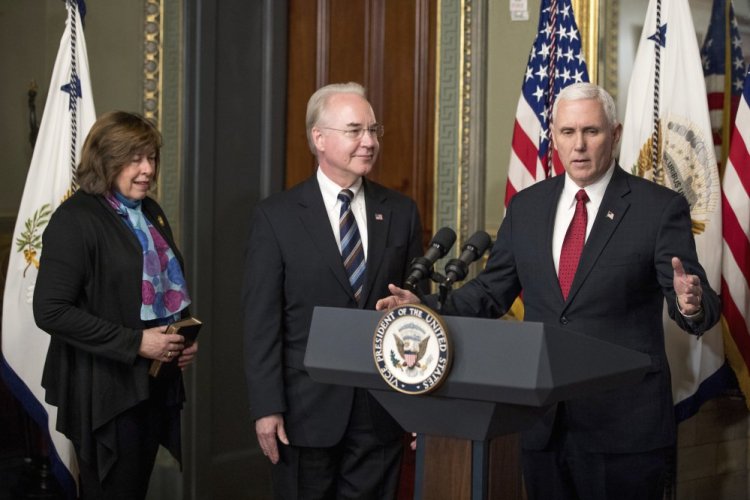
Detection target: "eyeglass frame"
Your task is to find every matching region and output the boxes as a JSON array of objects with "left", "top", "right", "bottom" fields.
[{"left": 318, "top": 124, "right": 385, "bottom": 140}]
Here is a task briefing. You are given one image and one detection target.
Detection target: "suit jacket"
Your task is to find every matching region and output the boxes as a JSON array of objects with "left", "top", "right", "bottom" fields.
[
  {"left": 34, "top": 190, "right": 185, "bottom": 480},
  {"left": 443, "top": 166, "right": 720, "bottom": 453},
  {"left": 243, "top": 175, "right": 424, "bottom": 447}
]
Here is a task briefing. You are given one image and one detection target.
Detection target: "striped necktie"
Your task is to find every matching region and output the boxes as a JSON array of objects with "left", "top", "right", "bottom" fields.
[
  {"left": 558, "top": 189, "right": 589, "bottom": 300},
  {"left": 338, "top": 189, "right": 366, "bottom": 301}
]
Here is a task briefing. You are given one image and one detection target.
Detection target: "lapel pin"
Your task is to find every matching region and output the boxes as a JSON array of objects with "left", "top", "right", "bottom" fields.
[
  {"left": 157, "top": 215, "right": 166, "bottom": 227},
  {"left": 606, "top": 211, "right": 614, "bottom": 220},
  {"left": 375, "top": 213, "right": 384, "bottom": 221}
]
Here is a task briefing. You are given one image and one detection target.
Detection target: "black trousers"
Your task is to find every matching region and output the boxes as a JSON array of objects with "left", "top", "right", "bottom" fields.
[
  {"left": 76, "top": 394, "right": 171, "bottom": 500},
  {"left": 271, "top": 389, "right": 403, "bottom": 500},
  {"left": 521, "top": 433, "right": 669, "bottom": 500}
]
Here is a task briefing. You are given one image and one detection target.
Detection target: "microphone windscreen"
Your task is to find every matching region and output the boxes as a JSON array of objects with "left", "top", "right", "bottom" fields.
[
  {"left": 431, "top": 227, "right": 457, "bottom": 255},
  {"left": 465, "top": 231, "right": 491, "bottom": 257}
]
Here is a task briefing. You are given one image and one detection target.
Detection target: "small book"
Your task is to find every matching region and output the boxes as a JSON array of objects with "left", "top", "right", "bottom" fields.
[{"left": 148, "top": 317, "right": 202, "bottom": 377}]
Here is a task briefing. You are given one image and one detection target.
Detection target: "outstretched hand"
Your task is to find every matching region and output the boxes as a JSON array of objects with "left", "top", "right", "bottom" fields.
[
  {"left": 375, "top": 284, "right": 421, "bottom": 311},
  {"left": 672, "top": 257, "right": 703, "bottom": 316}
]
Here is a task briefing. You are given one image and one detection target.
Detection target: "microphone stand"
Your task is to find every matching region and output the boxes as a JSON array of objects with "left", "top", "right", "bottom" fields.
[
  {"left": 432, "top": 273, "right": 449, "bottom": 313},
  {"left": 404, "top": 271, "right": 449, "bottom": 312}
]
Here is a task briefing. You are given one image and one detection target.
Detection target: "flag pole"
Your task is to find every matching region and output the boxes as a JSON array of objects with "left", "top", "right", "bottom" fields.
[
  {"left": 651, "top": 0, "right": 662, "bottom": 176},
  {"left": 545, "top": 0, "right": 559, "bottom": 176}
]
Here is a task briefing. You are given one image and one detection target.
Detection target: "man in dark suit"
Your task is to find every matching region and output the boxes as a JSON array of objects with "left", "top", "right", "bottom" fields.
[
  {"left": 243, "top": 82, "right": 424, "bottom": 499},
  {"left": 377, "top": 82, "right": 720, "bottom": 499}
]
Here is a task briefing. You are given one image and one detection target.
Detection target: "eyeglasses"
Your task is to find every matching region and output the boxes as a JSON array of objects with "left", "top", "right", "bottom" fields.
[{"left": 320, "top": 124, "right": 385, "bottom": 140}]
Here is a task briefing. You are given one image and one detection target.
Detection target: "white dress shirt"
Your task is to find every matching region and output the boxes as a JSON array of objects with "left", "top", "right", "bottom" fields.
[
  {"left": 552, "top": 162, "right": 616, "bottom": 274},
  {"left": 317, "top": 167, "right": 369, "bottom": 259}
]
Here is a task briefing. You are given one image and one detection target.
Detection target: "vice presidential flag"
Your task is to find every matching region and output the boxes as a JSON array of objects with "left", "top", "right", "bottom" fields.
[
  {"left": 721, "top": 69, "right": 750, "bottom": 407},
  {"left": 619, "top": 0, "right": 726, "bottom": 420},
  {"left": 1, "top": 0, "right": 95, "bottom": 496},
  {"left": 504, "top": 0, "right": 589, "bottom": 205}
]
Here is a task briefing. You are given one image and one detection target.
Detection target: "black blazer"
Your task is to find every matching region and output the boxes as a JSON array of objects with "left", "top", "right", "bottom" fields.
[
  {"left": 34, "top": 190, "right": 185, "bottom": 479},
  {"left": 243, "top": 175, "right": 423, "bottom": 447},
  {"left": 443, "top": 167, "right": 720, "bottom": 453}
]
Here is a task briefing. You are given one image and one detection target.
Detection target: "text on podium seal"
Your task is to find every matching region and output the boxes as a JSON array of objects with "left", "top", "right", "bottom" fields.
[{"left": 373, "top": 304, "right": 452, "bottom": 395}]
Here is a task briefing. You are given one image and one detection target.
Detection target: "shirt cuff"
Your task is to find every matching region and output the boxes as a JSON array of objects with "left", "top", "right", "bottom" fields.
[{"left": 677, "top": 298, "right": 704, "bottom": 323}]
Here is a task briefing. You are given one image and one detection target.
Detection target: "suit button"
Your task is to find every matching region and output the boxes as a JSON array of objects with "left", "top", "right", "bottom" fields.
[{"left": 560, "top": 316, "right": 569, "bottom": 325}]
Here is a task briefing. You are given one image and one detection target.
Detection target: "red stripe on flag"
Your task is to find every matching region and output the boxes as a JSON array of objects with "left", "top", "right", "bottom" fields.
[
  {"left": 511, "top": 120, "right": 540, "bottom": 178},
  {"left": 728, "top": 132, "right": 750, "bottom": 196},
  {"left": 504, "top": 181, "right": 517, "bottom": 208},
  {"left": 552, "top": 149, "right": 564, "bottom": 176},
  {"left": 721, "top": 276, "right": 750, "bottom": 369},
  {"left": 730, "top": 95, "right": 741, "bottom": 122},
  {"left": 707, "top": 92, "right": 724, "bottom": 110},
  {"left": 722, "top": 192, "right": 750, "bottom": 283}
]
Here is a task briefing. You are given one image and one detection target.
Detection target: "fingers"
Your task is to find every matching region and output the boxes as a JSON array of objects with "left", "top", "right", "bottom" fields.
[
  {"left": 178, "top": 341, "right": 198, "bottom": 370},
  {"left": 376, "top": 297, "right": 397, "bottom": 311},
  {"left": 182, "top": 341, "right": 199, "bottom": 355},
  {"left": 166, "top": 333, "right": 186, "bottom": 348},
  {"left": 259, "top": 437, "right": 280, "bottom": 464},
  {"left": 672, "top": 256, "right": 703, "bottom": 315},
  {"left": 376, "top": 284, "right": 421, "bottom": 311},
  {"left": 277, "top": 424, "right": 289, "bottom": 446},
  {"left": 139, "top": 326, "right": 188, "bottom": 361},
  {"left": 392, "top": 284, "right": 420, "bottom": 303},
  {"left": 161, "top": 334, "right": 187, "bottom": 364},
  {"left": 672, "top": 257, "right": 685, "bottom": 277},
  {"left": 256, "top": 414, "right": 286, "bottom": 464}
]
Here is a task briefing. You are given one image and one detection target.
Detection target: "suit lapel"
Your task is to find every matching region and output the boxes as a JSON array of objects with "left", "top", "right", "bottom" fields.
[
  {"left": 297, "top": 177, "right": 354, "bottom": 298},
  {"left": 359, "top": 180, "right": 390, "bottom": 306},
  {"left": 565, "top": 166, "right": 631, "bottom": 304},
  {"left": 543, "top": 177, "right": 566, "bottom": 301}
]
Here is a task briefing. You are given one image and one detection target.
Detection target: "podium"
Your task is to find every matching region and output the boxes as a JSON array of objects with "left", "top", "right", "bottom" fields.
[{"left": 305, "top": 307, "right": 652, "bottom": 499}]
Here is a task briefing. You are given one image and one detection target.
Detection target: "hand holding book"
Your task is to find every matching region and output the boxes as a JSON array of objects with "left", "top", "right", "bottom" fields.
[{"left": 149, "top": 317, "right": 202, "bottom": 377}]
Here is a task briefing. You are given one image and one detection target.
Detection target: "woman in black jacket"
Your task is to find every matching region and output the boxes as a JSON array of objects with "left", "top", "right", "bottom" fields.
[{"left": 33, "top": 111, "right": 198, "bottom": 499}]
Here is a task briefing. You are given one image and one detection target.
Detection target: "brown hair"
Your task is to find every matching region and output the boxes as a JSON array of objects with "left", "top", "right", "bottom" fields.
[{"left": 76, "top": 111, "right": 162, "bottom": 194}]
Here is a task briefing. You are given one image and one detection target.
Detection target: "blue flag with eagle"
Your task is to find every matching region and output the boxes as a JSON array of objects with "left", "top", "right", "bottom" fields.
[{"left": 0, "top": 1, "right": 95, "bottom": 496}]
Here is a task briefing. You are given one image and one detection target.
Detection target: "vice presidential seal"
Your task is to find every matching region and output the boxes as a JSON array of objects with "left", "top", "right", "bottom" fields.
[{"left": 373, "top": 304, "right": 452, "bottom": 395}]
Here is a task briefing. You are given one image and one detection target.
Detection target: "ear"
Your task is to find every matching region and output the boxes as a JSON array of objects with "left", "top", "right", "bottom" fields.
[
  {"left": 311, "top": 127, "right": 326, "bottom": 153},
  {"left": 550, "top": 125, "right": 559, "bottom": 151},
  {"left": 612, "top": 122, "right": 623, "bottom": 145}
]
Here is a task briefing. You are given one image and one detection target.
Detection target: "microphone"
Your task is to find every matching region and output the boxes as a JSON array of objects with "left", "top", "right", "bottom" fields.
[
  {"left": 404, "top": 227, "right": 457, "bottom": 291},
  {"left": 443, "top": 231, "right": 492, "bottom": 286}
]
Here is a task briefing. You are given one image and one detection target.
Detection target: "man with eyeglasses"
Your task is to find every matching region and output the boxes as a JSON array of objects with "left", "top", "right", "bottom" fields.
[{"left": 243, "top": 82, "right": 424, "bottom": 499}]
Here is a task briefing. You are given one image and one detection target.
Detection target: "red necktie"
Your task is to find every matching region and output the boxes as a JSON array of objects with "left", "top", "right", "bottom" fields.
[{"left": 558, "top": 189, "right": 589, "bottom": 300}]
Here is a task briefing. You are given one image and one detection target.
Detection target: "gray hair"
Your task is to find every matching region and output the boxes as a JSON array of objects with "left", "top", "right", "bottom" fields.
[
  {"left": 305, "top": 82, "right": 367, "bottom": 155},
  {"left": 552, "top": 82, "right": 618, "bottom": 128}
]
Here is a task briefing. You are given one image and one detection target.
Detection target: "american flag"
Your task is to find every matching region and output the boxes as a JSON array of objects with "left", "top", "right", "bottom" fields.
[
  {"left": 505, "top": 0, "right": 588, "bottom": 206},
  {"left": 701, "top": 0, "right": 746, "bottom": 168},
  {"left": 721, "top": 67, "right": 750, "bottom": 404}
]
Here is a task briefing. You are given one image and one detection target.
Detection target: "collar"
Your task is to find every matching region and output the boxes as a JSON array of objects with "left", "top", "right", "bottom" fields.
[
  {"left": 317, "top": 167, "right": 363, "bottom": 205},
  {"left": 561, "top": 160, "right": 615, "bottom": 208}
]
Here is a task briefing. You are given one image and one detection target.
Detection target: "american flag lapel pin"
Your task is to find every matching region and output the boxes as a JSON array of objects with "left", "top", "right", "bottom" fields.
[
  {"left": 606, "top": 211, "right": 614, "bottom": 220},
  {"left": 375, "top": 213, "right": 384, "bottom": 221}
]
